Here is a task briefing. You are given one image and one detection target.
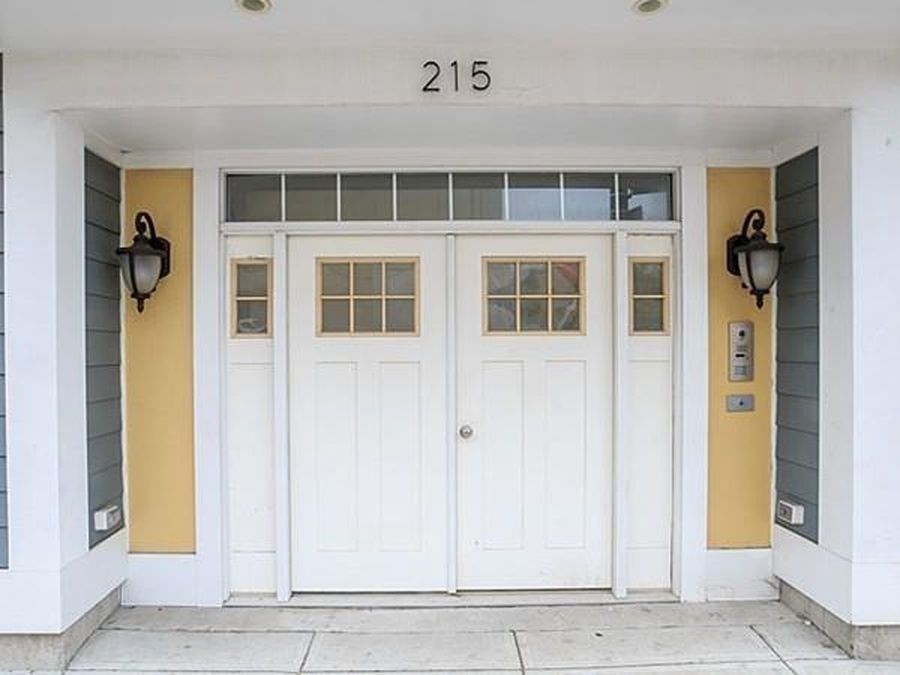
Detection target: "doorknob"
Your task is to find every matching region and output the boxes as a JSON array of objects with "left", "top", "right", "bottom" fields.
[{"left": 458, "top": 424, "right": 475, "bottom": 440}]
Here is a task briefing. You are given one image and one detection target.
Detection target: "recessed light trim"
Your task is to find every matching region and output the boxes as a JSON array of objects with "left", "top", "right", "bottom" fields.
[
  {"left": 632, "top": 0, "right": 669, "bottom": 16},
  {"left": 235, "top": 0, "right": 272, "bottom": 14}
]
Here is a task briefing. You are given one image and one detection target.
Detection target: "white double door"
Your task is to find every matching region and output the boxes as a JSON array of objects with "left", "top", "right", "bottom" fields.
[{"left": 289, "top": 234, "right": 612, "bottom": 591}]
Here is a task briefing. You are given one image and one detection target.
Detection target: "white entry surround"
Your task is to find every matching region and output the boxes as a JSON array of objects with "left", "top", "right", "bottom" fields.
[{"left": 221, "top": 167, "right": 683, "bottom": 599}]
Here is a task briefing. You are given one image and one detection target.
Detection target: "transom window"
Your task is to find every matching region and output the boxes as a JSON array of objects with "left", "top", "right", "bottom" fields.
[
  {"left": 484, "top": 258, "right": 584, "bottom": 334},
  {"left": 232, "top": 258, "right": 272, "bottom": 337},
  {"left": 318, "top": 258, "right": 419, "bottom": 335},
  {"left": 224, "top": 171, "right": 675, "bottom": 223},
  {"left": 630, "top": 257, "right": 669, "bottom": 334}
]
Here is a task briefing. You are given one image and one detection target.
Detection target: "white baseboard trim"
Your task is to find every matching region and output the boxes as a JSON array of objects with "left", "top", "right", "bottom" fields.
[
  {"left": 706, "top": 548, "right": 778, "bottom": 601},
  {"left": 123, "top": 554, "right": 202, "bottom": 606}
]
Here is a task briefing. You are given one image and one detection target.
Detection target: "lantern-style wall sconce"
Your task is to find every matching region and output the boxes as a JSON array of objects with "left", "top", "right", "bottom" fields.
[
  {"left": 726, "top": 208, "right": 785, "bottom": 309},
  {"left": 117, "top": 211, "right": 171, "bottom": 312}
]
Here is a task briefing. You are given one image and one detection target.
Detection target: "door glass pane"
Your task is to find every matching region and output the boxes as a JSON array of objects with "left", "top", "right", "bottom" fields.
[
  {"left": 386, "top": 298, "right": 415, "bottom": 332},
  {"left": 237, "top": 264, "right": 268, "bottom": 297},
  {"left": 452, "top": 173, "right": 504, "bottom": 220},
  {"left": 486, "top": 262, "right": 516, "bottom": 295},
  {"left": 633, "top": 261, "right": 664, "bottom": 295},
  {"left": 633, "top": 298, "right": 664, "bottom": 332},
  {"left": 226, "top": 174, "right": 281, "bottom": 222},
  {"left": 619, "top": 173, "right": 673, "bottom": 221},
  {"left": 321, "top": 299, "right": 350, "bottom": 333},
  {"left": 519, "top": 262, "right": 548, "bottom": 295},
  {"left": 552, "top": 298, "right": 580, "bottom": 332},
  {"left": 353, "top": 263, "right": 382, "bottom": 295},
  {"left": 236, "top": 300, "right": 268, "bottom": 334},
  {"left": 397, "top": 173, "right": 449, "bottom": 221},
  {"left": 564, "top": 173, "right": 614, "bottom": 221},
  {"left": 551, "top": 261, "right": 580, "bottom": 295},
  {"left": 508, "top": 173, "right": 561, "bottom": 220},
  {"left": 520, "top": 298, "right": 549, "bottom": 331},
  {"left": 321, "top": 262, "right": 350, "bottom": 296},
  {"left": 354, "top": 298, "right": 382, "bottom": 332},
  {"left": 487, "top": 298, "right": 517, "bottom": 332},
  {"left": 385, "top": 262, "right": 415, "bottom": 296},
  {"left": 285, "top": 174, "right": 337, "bottom": 221},
  {"left": 341, "top": 174, "right": 393, "bottom": 221}
]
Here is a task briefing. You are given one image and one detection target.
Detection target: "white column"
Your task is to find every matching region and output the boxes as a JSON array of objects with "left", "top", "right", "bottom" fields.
[
  {"left": 847, "top": 107, "right": 900, "bottom": 625},
  {"left": 0, "top": 74, "right": 125, "bottom": 633}
]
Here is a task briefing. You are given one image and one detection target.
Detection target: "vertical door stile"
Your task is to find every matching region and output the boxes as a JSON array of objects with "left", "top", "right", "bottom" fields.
[
  {"left": 273, "top": 232, "right": 291, "bottom": 601},
  {"left": 445, "top": 234, "right": 458, "bottom": 593},
  {"left": 612, "top": 230, "right": 629, "bottom": 598}
]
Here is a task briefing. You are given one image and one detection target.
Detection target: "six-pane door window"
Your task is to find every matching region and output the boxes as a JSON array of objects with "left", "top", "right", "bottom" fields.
[
  {"left": 484, "top": 258, "right": 584, "bottom": 334},
  {"left": 318, "top": 258, "right": 419, "bottom": 335}
]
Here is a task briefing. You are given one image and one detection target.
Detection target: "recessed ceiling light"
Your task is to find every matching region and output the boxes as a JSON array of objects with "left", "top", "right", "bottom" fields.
[
  {"left": 235, "top": 0, "right": 272, "bottom": 13},
  {"left": 632, "top": 0, "right": 669, "bottom": 16}
]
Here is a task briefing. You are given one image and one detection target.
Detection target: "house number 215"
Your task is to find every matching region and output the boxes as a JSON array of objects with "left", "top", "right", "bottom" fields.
[{"left": 422, "top": 60, "right": 492, "bottom": 93}]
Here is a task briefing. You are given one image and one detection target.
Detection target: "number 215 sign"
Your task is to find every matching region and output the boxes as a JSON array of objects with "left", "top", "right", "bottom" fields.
[{"left": 422, "top": 60, "right": 492, "bottom": 93}]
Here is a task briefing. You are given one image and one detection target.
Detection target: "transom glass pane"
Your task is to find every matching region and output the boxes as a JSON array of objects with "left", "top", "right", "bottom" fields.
[
  {"left": 619, "top": 173, "right": 674, "bottom": 221},
  {"left": 452, "top": 173, "right": 504, "bottom": 220},
  {"left": 397, "top": 173, "right": 449, "bottom": 221},
  {"left": 341, "top": 174, "right": 393, "bottom": 221},
  {"left": 564, "top": 173, "right": 615, "bottom": 221},
  {"left": 508, "top": 173, "right": 561, "bottom": 220},
  {"left": 226, "top": 174, "right": 281, "bottom": 222},
  {"left": 285, "top": 174, "right": 337, "bottom": 221}
]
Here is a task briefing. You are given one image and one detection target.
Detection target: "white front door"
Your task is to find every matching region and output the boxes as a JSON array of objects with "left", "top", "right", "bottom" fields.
[
  {"left": 456, "top": 235, "right": 614, "bottom": 589},
  {"left": 289, "top": 235, "right": 448, "bottom": 591}
]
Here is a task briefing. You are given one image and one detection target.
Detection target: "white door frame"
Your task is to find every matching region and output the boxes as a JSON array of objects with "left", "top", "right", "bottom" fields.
[{"left": 188, "top": 158, "right": 708, "bottom": 604}]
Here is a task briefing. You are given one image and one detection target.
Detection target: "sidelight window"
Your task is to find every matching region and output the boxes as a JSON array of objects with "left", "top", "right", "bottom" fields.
[
  {"left": 232, "top": 258, "right": 273, "bottom": 337},
  {"left": 630, "top": 257, "right": 669, "bottom": 334}
]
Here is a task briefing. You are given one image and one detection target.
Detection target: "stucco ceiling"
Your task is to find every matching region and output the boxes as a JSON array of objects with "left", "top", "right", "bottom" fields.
[
  {"left": 2, "top": 0, "right": 900, "bottom": 50},
  {"left": 70, "top": 104, "right": 840, "bottom": 153}
]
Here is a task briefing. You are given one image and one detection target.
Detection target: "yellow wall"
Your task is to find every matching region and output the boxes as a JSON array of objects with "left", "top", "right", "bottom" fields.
[
  {"left": 707, "top": 168, "right": 774, "bottom": 549},
  {"left": 124, "top": 170, "right": 196, "bottom": 553}
]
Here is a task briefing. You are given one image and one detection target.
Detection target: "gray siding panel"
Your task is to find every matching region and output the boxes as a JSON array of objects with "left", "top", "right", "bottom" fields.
[
  {"left": 776, "top": 148, "right": 820, "bottom": 542},
  {"left": 0, "top": 54, "right": 6, "bottom": 567},
  {"left": 776, "top": 148, "right": 819, "bottom": 199},
  {"left": 776, "top": 186, "right": 818, "bottom": 230},
  {"left": 85, "top": 150, "right": 124, "bottom": 548}
]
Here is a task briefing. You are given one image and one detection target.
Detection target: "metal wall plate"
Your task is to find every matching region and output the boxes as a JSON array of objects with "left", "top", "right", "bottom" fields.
[{"left": 726, "top": 394, "right": 755, "bottom": 412}]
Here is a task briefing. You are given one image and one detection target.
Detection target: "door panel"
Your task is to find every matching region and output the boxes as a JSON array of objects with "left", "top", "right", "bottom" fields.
[
  {"left": 456, "top": 235, "right": 613, "bottom": 589},
  {"left": 289, "top": 235, "right": 447, "bottom": 591}
]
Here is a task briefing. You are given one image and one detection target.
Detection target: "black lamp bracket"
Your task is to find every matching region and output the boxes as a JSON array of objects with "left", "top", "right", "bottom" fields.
[
  {"left": 726, "top": 208, "right": 766, "bottom": 278},
  {"left": 134, "top": 211, "right": 172, "bottom": 279}
]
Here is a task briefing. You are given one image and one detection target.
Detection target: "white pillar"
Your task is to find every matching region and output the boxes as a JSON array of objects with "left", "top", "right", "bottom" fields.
[{"left": 0, "top": 67, "right": 125, "bottom": 633}]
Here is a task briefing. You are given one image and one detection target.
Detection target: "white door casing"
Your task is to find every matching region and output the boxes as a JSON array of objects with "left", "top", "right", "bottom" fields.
[
  {"left": 289, "top": 235, "right": 448, "bottom": 591},
  {"left": 456, "top": 235, "right": 614, "bottom": 589}
]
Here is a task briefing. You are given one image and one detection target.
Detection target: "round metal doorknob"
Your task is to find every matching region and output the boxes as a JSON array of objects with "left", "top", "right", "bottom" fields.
[{"left": 458, "top": 424, "right": 475, "bottom": 440}]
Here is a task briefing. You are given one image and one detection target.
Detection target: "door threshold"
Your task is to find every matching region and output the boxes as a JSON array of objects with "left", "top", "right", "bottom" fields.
[{"left": 226, "top": 589, "right": 677, "bottom": 609}]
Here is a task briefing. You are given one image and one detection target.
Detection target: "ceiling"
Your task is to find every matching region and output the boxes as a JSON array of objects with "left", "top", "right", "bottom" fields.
[
  {"left": 71, "top": 104, "right": 840, "bottom": 153},
  {"left": 2, "top": 0, "right": 900, "bottom": 51}
]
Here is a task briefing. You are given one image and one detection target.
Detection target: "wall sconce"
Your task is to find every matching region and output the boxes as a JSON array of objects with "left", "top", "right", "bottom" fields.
[
  {"left": 117, "top": 211, "right": 171, "bottom": 313},
  {"left": 726, "top": 208, "right": 785, "bottom": 309}
]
